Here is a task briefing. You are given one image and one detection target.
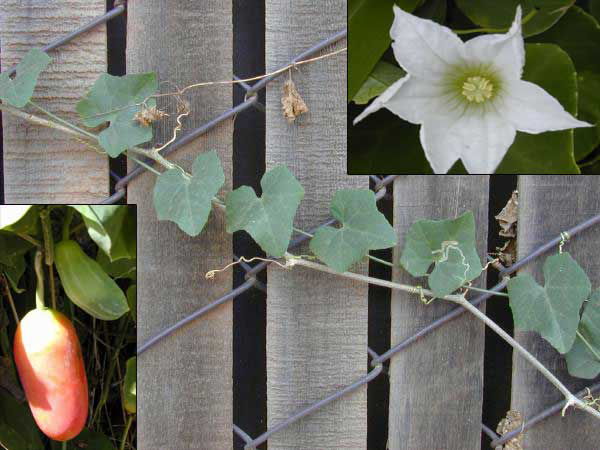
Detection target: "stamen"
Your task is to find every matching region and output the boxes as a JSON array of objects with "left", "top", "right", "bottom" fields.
[{"left": 462, "top": 76, "right": 494, "bottom": 103}]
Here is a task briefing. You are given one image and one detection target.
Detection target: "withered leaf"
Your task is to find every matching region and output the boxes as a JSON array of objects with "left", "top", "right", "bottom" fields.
[{"left": 282, "top": 79, "right": 308, "bottom": 123}]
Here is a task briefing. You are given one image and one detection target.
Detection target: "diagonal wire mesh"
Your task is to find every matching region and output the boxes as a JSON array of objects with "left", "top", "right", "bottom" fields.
[{"left": 5, "top": 4, "right": 600, "bottom": 448}]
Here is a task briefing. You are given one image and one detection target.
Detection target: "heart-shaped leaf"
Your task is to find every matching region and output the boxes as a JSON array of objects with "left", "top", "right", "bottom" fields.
[
  {"left": 565, "top": 290, "right": 600, "bottom": 379},
  {"left": 226, "top": 165, "right": 304, "bottom": 257},
  {"left": 0, "top": 48, "right": 51, "bottom": 107},
  {"left": 309, "top": 189, "right": 396, "bottom": 272},
  {"left": 96, "top": 250, "right": 136, "bottom": 281},
  {"left": 1, "top": 255, "right": 26, "bottom": 293},
  {"left": 507, "top": 252, "right": 591, "bottom": 354},
  {"left": 76, "top": 73, "right": 158, "bottom": 157},
  {"left": 71, "top": 205, "right": 135, "bottom": 261},
  {"left": 400, "top": 211, "right": 482, "bottom": 296},
  {"left": 153, "top": 150, "right": 225, "bottom": 236},
  {"left": 352, "top": 61, "right": 405, "bottom": 105},
  {"left": 0, "top": 232, "right": 33, "bottom": 268}
]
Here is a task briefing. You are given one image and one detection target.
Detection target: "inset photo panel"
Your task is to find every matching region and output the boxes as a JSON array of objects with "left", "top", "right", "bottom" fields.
[
  {"left": 0, "top": 205, "right": 136, "bottom": 449},
  {"left": 348, "top": 1, "right": 600, "bottom": 175}
]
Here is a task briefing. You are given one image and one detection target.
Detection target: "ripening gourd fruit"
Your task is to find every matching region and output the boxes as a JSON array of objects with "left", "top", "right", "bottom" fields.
[{"left": 13, "top": 308, "right": 88, "bottom": 441}]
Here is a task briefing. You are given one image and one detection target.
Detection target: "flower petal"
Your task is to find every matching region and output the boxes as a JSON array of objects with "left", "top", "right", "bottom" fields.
[
  {"left": 353, "top": 74, "right": 448, "bottom": 125},
  {"left": 497, "top": 79, "right": 593, "bottom": 134},
  {"left": 390, "top": 5, "right": 465, "bottom": 80},
  {"left": 464, "top": 6, "right": 524, "bottom": 80},
  {"left": 420, "top": 107, "right": 516, "bottom": 174}
]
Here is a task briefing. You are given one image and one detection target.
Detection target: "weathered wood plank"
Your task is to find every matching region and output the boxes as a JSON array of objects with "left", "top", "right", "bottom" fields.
[
  {"left": 127, "top": 1, "right": 233, "bottom": 448},
  {"left": 511, "top": 175, "right": 600, "bottom": 450},
  {"left": 265, "top": 1, "right": 366, "bottom": 448},
  {"left": 389, "top": 176, "right": 489, "bottom": 450},
  {"left": 0, "top": 0, "right": 108, "bottom": 203}
]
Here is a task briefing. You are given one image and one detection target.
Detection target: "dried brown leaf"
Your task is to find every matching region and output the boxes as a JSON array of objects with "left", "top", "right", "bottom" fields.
[
  {"left": 281, "top": 79, "right": 308, "bottom": 123},
  {"left": 497, "top": 239, "right": 517, "bottom": 267},
  {"left": 496, "top": 410, "right": 524, "bottom": 450},
  {"left": 495, "top": 191, "right": 518, "bottom": 238},
  {"left": 134, "top": 106, "right": 167, "bottom": 127}
]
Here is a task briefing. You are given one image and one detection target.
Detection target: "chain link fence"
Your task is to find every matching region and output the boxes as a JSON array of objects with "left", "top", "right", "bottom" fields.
[{"left": 3, "top": 3, "right": 600, "bottom": 448}]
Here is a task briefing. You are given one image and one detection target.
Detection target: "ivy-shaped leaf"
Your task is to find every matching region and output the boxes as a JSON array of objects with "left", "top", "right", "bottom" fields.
[
  {"left": 226, "top": 166, "right": 304, "bottom": 258},
  {"left": 76, "top": 73, "right": 158, "bottom": 157},
  {"left": 0, "top": 49, "right": 50, "bottom": 107},
  {"left": 309, "top": 189, "right": 396, "bottom": 272},
  {"left": 507, "top": 252, "right": 591, "bottom": 354},
  {"left": 565, "top": 290, "right": 600, "bottom": 379},
  {"left": 400, "top": 211, "right": 482, "bottom": 297},
  {"left": 153, "top": 150, "right": 225, "bottom": 236}
]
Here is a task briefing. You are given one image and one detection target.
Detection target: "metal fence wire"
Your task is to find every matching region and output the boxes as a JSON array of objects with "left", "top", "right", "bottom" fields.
[{"left": 5, "top": 3, "right": 600, "bottom": 449}]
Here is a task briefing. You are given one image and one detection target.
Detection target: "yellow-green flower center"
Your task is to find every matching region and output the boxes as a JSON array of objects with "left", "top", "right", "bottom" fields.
[{"left": 461, "top": 76, "right": 494, "bottom": 103}]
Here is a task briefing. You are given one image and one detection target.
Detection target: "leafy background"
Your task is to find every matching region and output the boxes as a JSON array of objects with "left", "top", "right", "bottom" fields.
[
  {"left": 0, "top": 206, "right": 136, "bottom": 450},
  {"left": 348, "top": 0, "right": 600, "bottom": 174}
]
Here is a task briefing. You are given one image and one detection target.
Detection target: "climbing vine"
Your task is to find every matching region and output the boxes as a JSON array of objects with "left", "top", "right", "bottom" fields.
[{"left": 0, "top": 45, "right": 599, "bottom": 426}]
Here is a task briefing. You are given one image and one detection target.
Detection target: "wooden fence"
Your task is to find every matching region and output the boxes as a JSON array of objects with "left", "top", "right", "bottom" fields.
[{"left": 1, "top": 1, "right": 600, "bottom": 449}]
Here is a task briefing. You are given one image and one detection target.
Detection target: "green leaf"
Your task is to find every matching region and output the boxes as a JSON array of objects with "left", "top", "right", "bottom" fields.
[
  {"left": 454, "top": 0, "right": 575, "bottom": 37},
  {"left": 71, "top": 205, "right": 135, "bottom": 261},
  {"left": 76, "top": 73, "right": 158, "bottom": 157},
  {"left": 507, "top": 252, "right": 591, "bottom": 354},
  {"left": 309, "top": 189, "right": 396, "bottom": 272},
  {"left": 153, "top": 150, "right": 225, "bottom": 236},
  {"left": 1, "top": 255, "right": 26, "bottom": 293},
  {"left": 400, "top": 211, "right": 482, "bottom": 296},
  {"left": 0, "top": 232, "right": 33, "bottom": 268},
  {"left": 496, "top": 44, "right": 580, "bottom": 174},
  {"left": 50, "top": 428, "right": 115, "bottom": 450},
  {"left": 565, "top": 290, "right": 600, "bottom": 379},
  {"left": 352, "top": 61, "right": 405, "bottom": 105},
  {"left": 226, "top": 165, "right": 304, "bottom": 257},
  {"left": 0, "top": 388, "right": 43, "bottom": 450},
  {"left": 348, "top": 108, "right": 434, "bottom": 174},
  {"left": 96, "top": 250, "right": 136, "bottom": 280},
  {"left": 123, "top": 357, "right": 137, "bottom": 414},
  {"left": 0, "top": 49, "right": 51, "bottom": 107},
  {"left": 0, "top": 205, "right": 39, "bottom": 235},
  {"left": 574, "top": 72, "right": 600, "bottom": 161},
  {"left": 592, "top": 0, "right": 600, "bottom": 23},
  {"left": 529, "top": 6, "right": 600, "bottom": 74},
  {"left": 349, "top": 0, "right": 421, "bottom": 101},
  {"left": 127, "top": 285, "right": 137, "bottom": 323},
  {"left": 414, "top": 0, "right": 447, "bottom": 23}
]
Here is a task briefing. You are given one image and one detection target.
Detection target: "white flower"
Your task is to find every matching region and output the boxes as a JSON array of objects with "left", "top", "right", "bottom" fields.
[{"left": 353, "top": 6, "right": 592, "bottom": 174}]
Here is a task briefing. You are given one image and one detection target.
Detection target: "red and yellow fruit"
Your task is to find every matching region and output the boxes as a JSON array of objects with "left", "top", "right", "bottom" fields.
[{"left": 13, "top": 308, "right": 88, "bottom": 441}]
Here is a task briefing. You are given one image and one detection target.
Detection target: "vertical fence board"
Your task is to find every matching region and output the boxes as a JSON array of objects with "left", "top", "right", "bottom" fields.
[
  {"left": 0, "top": 0, "right": 108, "bottom": 203},
  {"left": 127, "top": 2, "right": 233, "bottom": 449},
  {"left": 511, "top": 176, "right": 600, "bottom": 450},
  {"left": 265, "top": 1, "right": 366, "bottom": 448},
  {"left": 389, "top": 176, "right": 489, "bottom": 450}
]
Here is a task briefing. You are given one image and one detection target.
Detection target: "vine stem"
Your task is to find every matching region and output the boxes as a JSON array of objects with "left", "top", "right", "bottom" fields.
[
  {"left": 62, "top": 208, "right": 74, "bottom": 242},
  {"left": 1, "top": 275, "right": 20, "bottom": 325},
  {"left": 15, "top": 232, "right": 42, "bottom": 248},
  {"left": 454, "top": 8, "right": 539, "bottom": 35},
  {"left": 34, "top": 251, "right": 45, "bottom": 310},
  {"left": 576, "top": 330, "right": 600, "bottom": 362},
  {"left": 283, "top": 252, "right": 600, "bottom": 421},
  {"left": 120, "top": 415, "right": 135, "bottom": 450},
  {"left": 62, "top": 441, "right": 67, "bottom": 450},
  {"left": 0, "top": 102, "right": 178, "bottom": 173}
]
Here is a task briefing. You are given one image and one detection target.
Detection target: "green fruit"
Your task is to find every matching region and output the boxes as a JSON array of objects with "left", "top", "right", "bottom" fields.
[{"left": 54, "top": 240, "right": 129, "bottom": 320}]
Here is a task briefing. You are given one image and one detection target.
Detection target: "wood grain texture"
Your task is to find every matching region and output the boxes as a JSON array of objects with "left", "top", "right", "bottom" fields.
[
  {"left": 511, "top": 176, "right": 600, "bottom": 450},
  {"left": 127, "top": 2, "right": 232, "bottom": 449},
  {"left": 265, "top": 1, "right": 367, "bottom": 448},
  {"left": 389, "top": 176, "right": 489, "bottom": 450},
  {"left": 0, "top": 0, "right": 108, "bottom": 202}
]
